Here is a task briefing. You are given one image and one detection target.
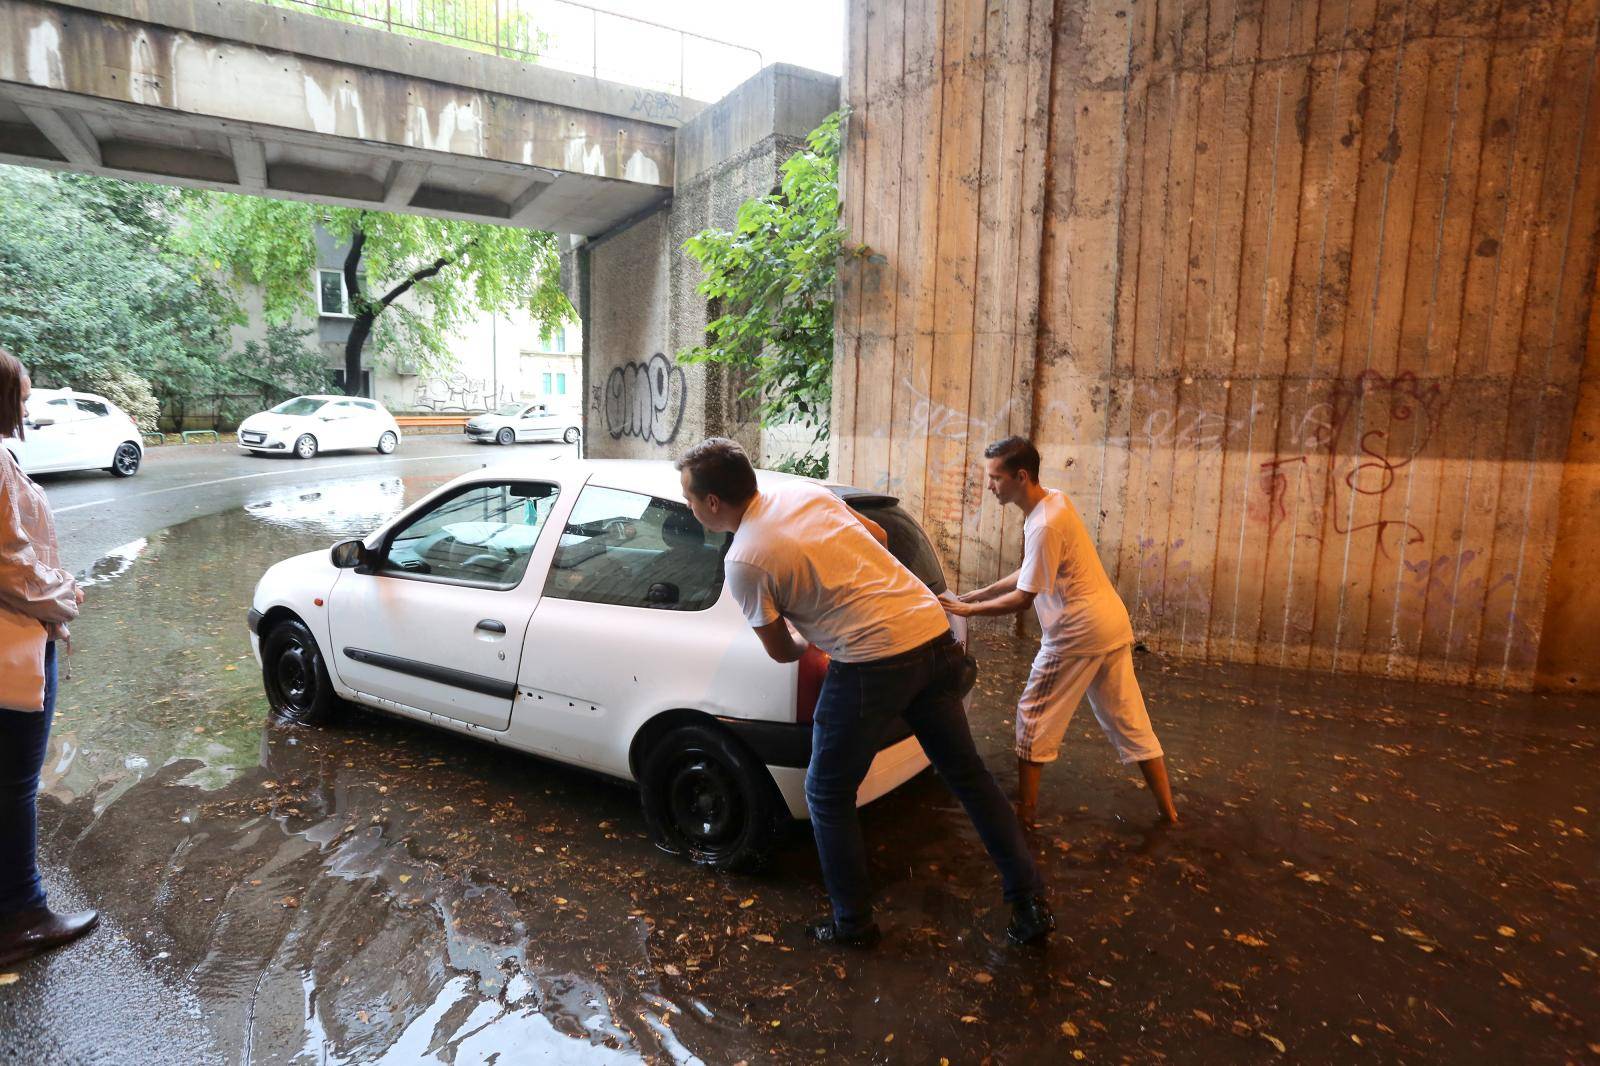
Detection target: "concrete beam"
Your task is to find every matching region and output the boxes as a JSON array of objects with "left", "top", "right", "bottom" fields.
[
  {"left": 508, "top": 177, "right": 556, "bottom": 225},
  {"left": 382, "top": 161, "right": 427, "bottom": 207},
  {"left": 229, "top": 137, "right": 266, "bottom": 190},
  {"left": 18, "top": 104, "right": 99, "bottom": 167}
]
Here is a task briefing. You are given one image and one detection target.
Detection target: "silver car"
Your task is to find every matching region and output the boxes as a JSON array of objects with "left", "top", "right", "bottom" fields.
[{"left": 465, "top": 402, "right": 581, "bottom": 446}]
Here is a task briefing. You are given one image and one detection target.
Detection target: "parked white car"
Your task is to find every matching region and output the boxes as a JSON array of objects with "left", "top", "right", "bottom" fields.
[
  {"left": 3, "top": 388, "right": 144, "bottom": 477},
  {"left": 237, "top": 395, "right": 401, "bottom": 459},
  {"left": 248, "top": 459, "right": 968, "bottom": 870},
  {"left": 465, "top": 402, "right": 581, "bottom": 446}
]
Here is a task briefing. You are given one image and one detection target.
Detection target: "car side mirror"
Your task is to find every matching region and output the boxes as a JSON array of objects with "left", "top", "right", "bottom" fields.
[
  {"left": 29, "top": 417, "right": 54, "bottom": 428},
  {"left": 331, "top": 539, "right": 370, "bottom": 569}
]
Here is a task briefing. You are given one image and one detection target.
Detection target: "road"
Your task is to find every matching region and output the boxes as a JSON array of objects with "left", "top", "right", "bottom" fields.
[{"left": 40, "top": 432, "right": 573, "bottom": 572}]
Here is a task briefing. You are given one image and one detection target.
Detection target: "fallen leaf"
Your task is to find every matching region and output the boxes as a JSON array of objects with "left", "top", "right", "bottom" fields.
[
  {"left": 0, "top": 974, "right": 17, "bottom": 986},
  {"left": 1528, "top": 999, "right": 1553, "bottom": 1016},
  {"left": 1350, "top": 1034, "right": 1363, "bottom": 1046},
  {"left": 960, "top": 1015, "right": 979, "bottom": 1024},
  {"left": 752, "top": 933, "right": 774, "bottom": 944},
  {"left": 1502, "top": 971, "right": 1523, "bottom": 988},
  {"left": 884, "top": 1034, "right": 894, "bottom": 1044},
  {"left": 973, "top": 971, "right": 993, "bottom": 984},
  {"left": 224, "top": 664, "right": 237, "bottom": 672},
  {"left": 1496, "top": 925, "right": 1516, "bottom": 938},
  {"left": 1191, "top": 1010, "right": 1212, "bottom": 1025},
  {"left": 739, "top": 898, "right": 755, "bottom": 909},
  {"left": 398, "top": 874, "right": 411, "bottom": 884},
  {"left": 357, "top": 1010, "right": 369, "bottom": 1023},
  {"left": 1072, "top": 1053, "right": 1086, "bottom": 1061},
  {"left": 1233, "top": 933, "right": 1269, "bottom": 948},
  {"left": 1263, "top": 1033, "right": 1286, "bottom": 1053},
  {"left": 662, "top": 964, "right": 681, "bottom": 976},
  {"left": 1061, "top": 1021, "right": 1080, "bottom": 1037},
  {"left": 554, "top": 897, "right": 568, "bottom": 905}
]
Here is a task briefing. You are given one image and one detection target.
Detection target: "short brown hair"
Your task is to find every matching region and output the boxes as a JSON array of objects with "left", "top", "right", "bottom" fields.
[
  {"left": 676, "top": 437, "right": 758, "bottom": 504},
  {"left": 984, "top": 435, "right": 1042, "bottom": 482},
  {"left": 0, "top": 349, "right": 26, "bottom": 442}
]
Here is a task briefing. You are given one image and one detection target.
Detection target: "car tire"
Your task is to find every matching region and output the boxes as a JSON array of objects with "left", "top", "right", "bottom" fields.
[
  {"left": 641, "top": 724, "right": 784, "bottom": 872},
  {"left": 377, "top": 430, "right": 398, "bottom": 454},
  {"left": 294, "top": 434, "right": 318, "bottom": 460},
  {"left": 108, "top": 442, "right": 141, "bottom": 478},
  {"left": 562, "top": 426, "right": 580, "bottom": 444},
  {"left": 496, "top": 427, "right": 515, "bottom": 446},
  {"left": 261, "top": 618, "right": 342, "bottom": 726}
]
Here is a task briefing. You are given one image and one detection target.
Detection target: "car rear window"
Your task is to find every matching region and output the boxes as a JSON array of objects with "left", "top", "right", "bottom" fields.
[{"left": 848, "top": 500, "right": 948, "bottom": 595}]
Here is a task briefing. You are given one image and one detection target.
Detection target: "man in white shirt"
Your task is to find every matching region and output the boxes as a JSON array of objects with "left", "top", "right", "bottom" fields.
[
  {"left": 944, "top": 437, "right": 1178, "bottom": 827},
  {"left": 677, "top": 437, "right": 1053, "bottom": 948}
]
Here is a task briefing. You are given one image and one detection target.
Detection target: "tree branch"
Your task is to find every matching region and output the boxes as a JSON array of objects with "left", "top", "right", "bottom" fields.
[
  {"left": 341, "top": 227, "right": 367, "bottom": 313},
  {"left": 378, "top": 240, "right": 477, "bottom": 309}
]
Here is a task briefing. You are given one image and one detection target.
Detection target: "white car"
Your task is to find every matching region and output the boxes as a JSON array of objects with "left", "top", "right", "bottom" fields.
[
  {"left": 248, "top": 459, "right": 968, "bottom": 870},
  {"left": 237, "top": 395, "right": 401, "bottom": 459},
  {"left": 465, "top": 402, "right": 581, "bottom": 446},
  {"left": 3, "top": 388, "right": 144, "bottom": 477}
]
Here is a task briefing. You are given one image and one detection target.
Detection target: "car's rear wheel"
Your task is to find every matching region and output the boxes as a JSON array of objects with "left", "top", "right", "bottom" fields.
[
  {"left": 641, "top": 724, "right": 783, "bottom": 872},
  {"left": 377, "top": 430, "right": 398, "bottom": 454},
  {"left": 496, "top": 427, "right": 515, "bottom": 446},
  {"left": 261, "top": 618, "right": 342, "bottom": 726},
  {"left": 108, "top": 442, "right": 141, "bottom": 478},
  {"left": 294, "top": 434, "right": 318, "bottom": 460},
  {"left": 562, "top": 426, "right": 580, "bottom": 444}
]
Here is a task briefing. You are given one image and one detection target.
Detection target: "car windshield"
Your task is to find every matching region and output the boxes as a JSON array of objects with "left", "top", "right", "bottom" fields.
[
  {"left": 495, "top": 403, "right": 524, "bottom": 416},
  {"left": 272, "top": 397, "right": 327, "bottom": 417}
]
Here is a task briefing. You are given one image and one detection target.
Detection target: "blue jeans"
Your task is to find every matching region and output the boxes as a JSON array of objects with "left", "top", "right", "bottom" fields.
[
  {"left": 805, "top": 632, "right": 1043, "bottom": 932},
  {"left": 0, "top": 641, "right": 56, "bottom": 914}
]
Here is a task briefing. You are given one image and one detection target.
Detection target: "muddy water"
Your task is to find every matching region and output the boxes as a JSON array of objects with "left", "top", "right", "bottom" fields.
[{"left": 11, "top": 475, "right": 1599, "bottom": 1063}]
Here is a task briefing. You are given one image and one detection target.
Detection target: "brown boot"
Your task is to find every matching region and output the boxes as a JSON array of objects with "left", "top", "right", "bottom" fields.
[{"left": 0, "top": 906, "right": 99, "bottom": 967}]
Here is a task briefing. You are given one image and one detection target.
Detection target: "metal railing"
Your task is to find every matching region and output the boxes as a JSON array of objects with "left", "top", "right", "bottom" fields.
[{"left": 260, "top": 0, "right": 763, "bottom": 101}]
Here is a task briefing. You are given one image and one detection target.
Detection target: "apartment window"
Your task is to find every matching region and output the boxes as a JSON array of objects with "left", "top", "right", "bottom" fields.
[
  {"left": 555, "top": 373, "right": 567, "bottom": 395},
  {"left": 318, "top": 270, "right": 350, "bottom": 317},
  {"left": 541, "top": 372, "right": 552, "bottom": 395},
  {"left": 540, "top": 326, "right": 566, "bottom": 353}
]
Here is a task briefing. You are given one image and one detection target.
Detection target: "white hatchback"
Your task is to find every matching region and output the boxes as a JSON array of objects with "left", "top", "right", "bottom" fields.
[
  {"left": 248, "top": 459, "right": 968, "bottom": 870},
  {"left": 238, "top": 395, "right": 401, "bottom": 459},
  {"left": 3, "top": 388, "right": 144, "bottom": 477},
  {"left": 464, "top": 402, "right": 581, "bottom": 446}
]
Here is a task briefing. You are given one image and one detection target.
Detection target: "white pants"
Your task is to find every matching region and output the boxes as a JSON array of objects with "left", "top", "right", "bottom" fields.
[{"left": 1015, "top": 644, "right": 1164, "bottom": 765}]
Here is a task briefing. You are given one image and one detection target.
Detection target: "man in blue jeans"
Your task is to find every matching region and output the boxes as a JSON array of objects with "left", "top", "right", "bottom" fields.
[{"left": 678, "top": 438, "right": 1053, "bottom": 947}]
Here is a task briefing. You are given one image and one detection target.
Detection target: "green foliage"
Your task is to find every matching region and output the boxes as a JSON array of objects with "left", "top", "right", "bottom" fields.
[
  {"left": 178, "top": 193, "right": 571, "bottom": 386},
  {"left": 260, "top": 0, "right": 548, "bottom": 60},
  {"left": 680, "top": 111, "right": 856, "bottom": 475},
  {"left": 0, "top": 166, "right": 239, "bottom": 426}
]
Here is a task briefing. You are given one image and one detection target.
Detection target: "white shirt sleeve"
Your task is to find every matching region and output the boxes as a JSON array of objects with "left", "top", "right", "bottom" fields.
[
  {"left": 1016, "top": 525, "right": 1062, "bottom": 595},
  {"left": 725, "top": 560, "right": 781, "bottom": 627}
]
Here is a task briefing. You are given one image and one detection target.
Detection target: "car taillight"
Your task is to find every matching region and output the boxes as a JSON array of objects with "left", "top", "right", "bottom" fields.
[{"left": 796, "top": 644, "right": 830, "bottom": 725}]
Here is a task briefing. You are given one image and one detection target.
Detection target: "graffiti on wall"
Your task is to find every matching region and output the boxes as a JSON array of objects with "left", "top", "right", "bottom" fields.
[
  {"left": 412, "top": 373, "right": 512, "bottom": 413},
  {"left": 603, "top": 352, "right": 686, "bottom": 443}
]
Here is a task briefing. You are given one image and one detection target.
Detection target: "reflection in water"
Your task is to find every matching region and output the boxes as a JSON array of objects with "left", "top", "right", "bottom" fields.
[
  {"left": 21, "top": 470, "right": 1600, "bottom": 1063},
  {"left": 78, "top": 536, "right": 149, "bottom": 587}
]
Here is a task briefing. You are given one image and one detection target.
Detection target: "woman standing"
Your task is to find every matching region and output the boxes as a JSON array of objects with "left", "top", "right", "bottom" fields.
[{"left": 0, "top": 350, "right": 97, "bottom": 966}]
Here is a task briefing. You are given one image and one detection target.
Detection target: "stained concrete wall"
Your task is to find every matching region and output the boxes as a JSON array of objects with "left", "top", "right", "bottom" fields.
[
  {"left": 834, "top": 0, "right": 1600, "bottom": 691},
  {"left": 581, "top": 65, "right": 840, "bottom": 461}
]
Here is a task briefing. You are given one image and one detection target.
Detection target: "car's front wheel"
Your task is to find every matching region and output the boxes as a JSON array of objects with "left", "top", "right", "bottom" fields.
[
  {"left": 562, "top": 426, "right": 580, "bottom": 444},
  {"left": 377, "top": 430, "right": 398, "bottom": 454},
  {"left": 108, "top": 442, "right": 141, "bottom": 478},
  {"left": 641, "top": 724, "right": 783, "bottom": 872},
  {"left": 496, "top": 427, "right": 515, "bottom": 446},
  {"left": 261, "top": 618, "right": 342, "bottom": 726},
  {"left": 293, "top": 434, "right": 318, "bottom": 460}
]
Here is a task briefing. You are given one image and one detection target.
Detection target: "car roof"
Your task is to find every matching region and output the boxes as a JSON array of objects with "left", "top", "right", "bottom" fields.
[
  {"left": 469, "top": 457, "right": 841, "bottom": 499},
  {"left": 29, "top": 388, "right": 111, "bottom": 403}
]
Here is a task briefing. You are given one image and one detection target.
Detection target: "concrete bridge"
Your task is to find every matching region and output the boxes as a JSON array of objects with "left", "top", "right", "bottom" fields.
[{"left": 0, "top": 0, "right": 701, "bottom": 233}]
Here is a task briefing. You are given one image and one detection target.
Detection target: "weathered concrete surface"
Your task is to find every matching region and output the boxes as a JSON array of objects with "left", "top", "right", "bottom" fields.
[
  {"left": 2, "top": 468, "right": 1596, "bottom": 1060},
  {"left": 833, "top": 0, "right": 1600, "bottom": 691},
  {"left": 0, "top": 0, "right": 690, "bottom": 231},
  {"left": 580, "top": 65, "right": 839, "bottom": 461}
]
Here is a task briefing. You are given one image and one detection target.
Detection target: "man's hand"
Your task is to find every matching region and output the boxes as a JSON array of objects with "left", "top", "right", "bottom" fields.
[
  {"left": 74, "top": 586, "right": 84, "bottom": 606},
  {"left": 751, "top": 618, "right": 807, "bottom": 663},
  {"left": 939, "top": 592, "right": 977, "bottom": 617}
]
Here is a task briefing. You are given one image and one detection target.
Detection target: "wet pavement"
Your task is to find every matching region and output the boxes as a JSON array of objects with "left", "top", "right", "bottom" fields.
[{"left": 2, "top": 463, "right": 1597, "bottom": 1064}]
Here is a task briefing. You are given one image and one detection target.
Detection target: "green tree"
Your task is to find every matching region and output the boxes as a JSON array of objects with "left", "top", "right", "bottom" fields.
[
  {"left": 680, "top": 110, "right": 859, "bottom": 477},
  {"left": 261, "top": 0, "right": 547, "bottom": 60},
  {"left": 0, "top": 166, "right": 238, "bottom": 430},
  {"left": 179, "top": 195, "right": 570, "bottom": 395}
]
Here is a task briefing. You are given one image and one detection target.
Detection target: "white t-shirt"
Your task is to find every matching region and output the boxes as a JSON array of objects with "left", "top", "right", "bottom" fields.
[
  {"left": 1016, "top": 489, "right": 1133, "bottom": 654},
  {"left": 724, "top": 482, "right": 950, "bottom": 663}
]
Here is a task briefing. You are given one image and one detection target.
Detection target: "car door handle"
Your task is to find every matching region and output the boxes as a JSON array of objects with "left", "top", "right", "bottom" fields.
[{"left": 475, "top": 619, "right": 507, "bottom": 634}]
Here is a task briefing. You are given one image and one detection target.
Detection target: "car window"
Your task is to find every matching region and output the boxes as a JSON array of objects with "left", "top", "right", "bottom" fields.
[
  {"left": 354, "top": 400, "right": 380, "bottom": 412},
  {"left": 74, "top": 398, "right": 110, "bottom": 418},
  {"left": 849, "top": 499, "right": 949, "bottom": 595},
  {"left": 543, "top": 485, "right": 729, "bottom": 611},
  {"left": 381, "top": 481, "right": 560, "bottom": 589},
  {"left": 37, "top": 398, "right": 90, "bottom": 425},
  {"left": 273, "top": 397, "right": 327, "bottom": 416},
  {"left": 494, "top": 403, "right": 523, "bottom": 416}
]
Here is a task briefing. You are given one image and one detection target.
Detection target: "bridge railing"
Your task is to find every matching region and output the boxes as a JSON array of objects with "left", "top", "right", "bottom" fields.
[{"left": 260, "top": 0, "right": 763, "bottom": 102}]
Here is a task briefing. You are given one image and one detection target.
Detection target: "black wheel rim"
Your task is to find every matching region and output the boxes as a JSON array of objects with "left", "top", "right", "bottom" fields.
[
  {"left": 665, "top": 754, "right": 744, "bottom": 851},
  {"left": 273, "top": 637, "right": 317, "bottom": 718},
  {"left": 114, "top": 444, "right": 139, "bottom": 474}
]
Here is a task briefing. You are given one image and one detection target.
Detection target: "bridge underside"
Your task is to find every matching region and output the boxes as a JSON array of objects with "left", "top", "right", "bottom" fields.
[{"left": 0, "top": 0, "right": 685, "bottom": 232}]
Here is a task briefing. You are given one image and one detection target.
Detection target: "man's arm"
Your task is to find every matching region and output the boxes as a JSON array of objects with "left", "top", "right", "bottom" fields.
[
  {"left": 854, "top": 510, "right": 889, "bottom": 548},
  {"left": 751, "top": 619, "right": 807, "bottom": 663},
  {"left": 955, "top": 568, "right": 1021, "bottom": 603},
  {"left": 942, "top": 588, "right": 1034, "bottom": 618}
]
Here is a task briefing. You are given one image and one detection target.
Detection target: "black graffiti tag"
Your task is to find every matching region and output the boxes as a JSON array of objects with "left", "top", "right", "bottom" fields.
[{"left": 605, "top": 353, "right": 686, "bottom": 443}]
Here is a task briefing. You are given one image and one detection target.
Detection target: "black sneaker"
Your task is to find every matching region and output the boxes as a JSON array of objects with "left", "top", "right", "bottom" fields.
[
  {"left": 804, "top": 917, "right": 882, "bottom": 949},
  {"left": 1006, "top": 897, "right": 1055, "bottom": 945}
]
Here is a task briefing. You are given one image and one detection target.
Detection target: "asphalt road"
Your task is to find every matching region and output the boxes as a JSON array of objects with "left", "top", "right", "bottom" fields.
[{"left": 40, "top": 432, "right": 576, "bottom": 573}]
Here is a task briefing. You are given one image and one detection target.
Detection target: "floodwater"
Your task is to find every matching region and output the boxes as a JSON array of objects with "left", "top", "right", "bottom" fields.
[{"left": 3, "top": 475, "right": 1596, "bottom": 1063}]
